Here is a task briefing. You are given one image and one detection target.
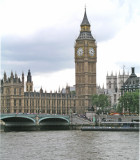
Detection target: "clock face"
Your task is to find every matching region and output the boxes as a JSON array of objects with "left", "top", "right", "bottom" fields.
[
  {"left": 89, "top": 48, "right": 95, "bottom": 56},
  {"left": 77, "top": 48, "right": 83, "bottom": 56}
]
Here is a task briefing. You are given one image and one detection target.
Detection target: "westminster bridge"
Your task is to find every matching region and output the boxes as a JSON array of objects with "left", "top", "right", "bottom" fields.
[
  {"left": 1, "top": 113, "right": 138, "bottom": 131},
  {"left": 0, "top": 113, "right": 71, "bottom": 131},
  {"left": 0, "top": 113, "right": 92, "bottom": 131}
]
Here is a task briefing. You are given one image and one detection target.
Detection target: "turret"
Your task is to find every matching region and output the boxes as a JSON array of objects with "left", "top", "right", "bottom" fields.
[
  {"left": 26, "top": 69, "right": 33, "bottom": 92},
  {"left": 15, "top": 72, "right": 18, "bottom": 82},
  {"left": 27, "top": 69, "right": 32, "bottom": 82},
  {"left": 15, "top": 72, "right": 17, "bottom": 78},
  {"left": 4, "top": 71, "right": 7, "bottom": 82},
  {"left": 107, "top": 72, "right": 108, "bottom": 77},
  {"left": 22, "top": 72, "right": 24, "bottom": 86},
  {"left": 130, "top": 67, "right": 137, "bottom": 78},
  {"left": 40, "top": 87, "right": 43, "bottom": 94},
  {"left": 66, "top": 84, "right": 70, "bottom": 94},
  {"left": 11, "top": 71, "right": 14, "bottom": 79}
]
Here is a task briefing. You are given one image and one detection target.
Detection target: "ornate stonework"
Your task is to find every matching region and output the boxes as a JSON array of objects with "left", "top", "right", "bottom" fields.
[{"left": 75, "top": 9, "right": 97, "bottom": 113}]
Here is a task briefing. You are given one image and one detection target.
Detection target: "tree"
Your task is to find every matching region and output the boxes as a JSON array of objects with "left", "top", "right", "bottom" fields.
[
  {"left": 91, "top": 94, "right": 110, "bottom": 113},
  {"left": 116, "top": 103, "right": 123, "bottom": 113},
  {"left": 118, "top": 90, "right": 139, "bottom": 114}
]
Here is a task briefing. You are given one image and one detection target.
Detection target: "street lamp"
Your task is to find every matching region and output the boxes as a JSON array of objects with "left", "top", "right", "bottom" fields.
[{"left": 37, "top": 107, "right": 40, "bottom": 114}]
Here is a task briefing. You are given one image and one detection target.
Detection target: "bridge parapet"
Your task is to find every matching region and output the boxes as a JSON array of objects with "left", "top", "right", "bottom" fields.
[{"left": 0, "top": 113, "right": 37, "bottom": 118}]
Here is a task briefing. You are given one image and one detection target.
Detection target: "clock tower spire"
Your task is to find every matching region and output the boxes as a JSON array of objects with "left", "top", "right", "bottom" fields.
[
  {"left": 75, "top": 9, "right": 97, "bottom": 114},
  {"left": 81, "top": 7, "right": 90, "bottom": 27}
]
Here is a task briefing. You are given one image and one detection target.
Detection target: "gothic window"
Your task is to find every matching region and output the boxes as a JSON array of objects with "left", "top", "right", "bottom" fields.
[
  {"left": 19, "top": 88, "right": 21, "bottom": 95},
  {"left": 109, "top": 81, "right": 111, "bottom": 89},
  {"left": 82, "top": 64, "right": 84, "bottom": 72},
  {"left": 114, "top": 81, "right": 116, "bottom": 89},
  {"left": 14, "top": 99, "right": 16, "bottom": 106},
  {"left": 14, "top": 88, "right": 16, "bottom": 95},
  {"left": 1, "top": 87, "right": 3, "bottom": 94},
  {"left": 19, "top": 99, "right": 21, "bottom": 106},
  {"left": 92, "top": 76, "right": 93, "bottom": 83},
  {"left": 7, "top": 88, "right": 10, "bottom": 95},
  {"left": 114, "top": 94, "right": 116, "bottom": 102},
  {"left": 91, "top": 64, "right": 93, "bottom": 72}
]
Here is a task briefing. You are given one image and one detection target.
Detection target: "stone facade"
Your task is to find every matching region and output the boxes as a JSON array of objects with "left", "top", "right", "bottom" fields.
[
  {"left": 106, "top": 71, "right": 129, "bottom": 107},
  {"left": 75, "top": 9, "right": 97, "bottom": 113},
  {"left": 1, "top": 70, "right": 76, "bottom": 114},
  {"left": 1, "top": 72, "right": 25, "bottom": 113}
]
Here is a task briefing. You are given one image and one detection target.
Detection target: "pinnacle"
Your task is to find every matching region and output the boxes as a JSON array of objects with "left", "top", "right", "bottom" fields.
[{"left": 81, "top": 8, "right": 90, "bottom": 26}]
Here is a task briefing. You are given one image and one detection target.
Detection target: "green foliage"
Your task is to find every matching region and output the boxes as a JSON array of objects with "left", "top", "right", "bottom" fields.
[
  {"left": 116, "top": 103, "right": 123, "bottom": 113},
  {"left": 91, "top": 94, "right": 110, "bottom": 112},
  {"left": 96, "top": 109, "right": 102, "bottom": 114},
  {"left": 118, "top": 90, "right": 139, "bottom": 114},
  {"left": 70, "top": 91, "right": 76, "bottom": 95}
]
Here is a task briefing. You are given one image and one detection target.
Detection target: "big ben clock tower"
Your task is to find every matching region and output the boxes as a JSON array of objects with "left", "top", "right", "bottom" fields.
[{"left": 75, "top": 9, "right": 97, "bottom": 113}]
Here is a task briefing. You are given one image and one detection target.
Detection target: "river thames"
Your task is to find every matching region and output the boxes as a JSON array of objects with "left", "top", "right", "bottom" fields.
[{"left": 0, "top": 131, "right": 139, "bottom": 160}]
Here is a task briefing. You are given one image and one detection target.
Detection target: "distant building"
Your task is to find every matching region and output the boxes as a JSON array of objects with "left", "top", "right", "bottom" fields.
[
  {"left": 105, "top": 67, "right": 140, "bottom": 108},
  {"left": 0, "top": 70, "right": 76, "bottom": 114},
  {"left": 106, "top": 71, "right": 129, "bottom": 107},
  {"left": 121, "top": 67, "right": 140, "bottom": 94},
  {"left": 96, "top": 85, "right": 107, "bottom": 95}
]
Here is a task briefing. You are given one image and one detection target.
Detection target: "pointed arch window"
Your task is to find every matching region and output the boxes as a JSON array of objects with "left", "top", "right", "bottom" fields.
[
  {"left": 114, "top": 81, "right": 116, "bottom": 89},
  {"left": 14, "top": 88, "right": 16, "bottom": 95},
  {"left": 109, "top": 81, "right": 111, "bottom": 89}
]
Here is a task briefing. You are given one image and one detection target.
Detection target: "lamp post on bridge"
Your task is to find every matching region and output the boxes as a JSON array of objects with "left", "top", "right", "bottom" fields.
[{"left": 37, "top": 108, "right": 39, "bottom": 115}]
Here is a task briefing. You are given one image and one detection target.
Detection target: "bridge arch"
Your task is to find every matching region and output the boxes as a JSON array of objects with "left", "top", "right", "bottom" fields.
[
  {"left": 39, "top": 117, "right": 70, "bottom": 130},
  {"left": 39, "top": 117, "right": 69, "bottom": 124},
  {"left": 0, "top": 115, "right": 36, "bottom": 124}
]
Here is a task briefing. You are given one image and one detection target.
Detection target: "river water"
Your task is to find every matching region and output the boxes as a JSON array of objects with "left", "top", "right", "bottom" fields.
[{"left": 0, "top": 131, "right": 139, "bottom": 160}]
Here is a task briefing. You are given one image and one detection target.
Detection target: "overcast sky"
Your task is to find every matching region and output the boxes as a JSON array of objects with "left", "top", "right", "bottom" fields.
[{"left": 1, "top": 0, "right": 140, "bottom": 92}]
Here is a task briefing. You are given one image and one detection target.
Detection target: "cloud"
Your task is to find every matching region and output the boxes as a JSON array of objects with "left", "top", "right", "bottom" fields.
[
  {"left": 33, "top": 69, "right": 75, "bottom": 92},
  {"left": 1, "top": 27, "right": 75, "bottom": 74},
  {"left": 1, "top": 0, "right": 140, "bottom": 91}
]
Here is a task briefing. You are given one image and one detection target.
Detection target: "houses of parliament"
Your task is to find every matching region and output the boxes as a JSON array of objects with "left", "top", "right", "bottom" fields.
[{"left": 1, "top": 10, "right": 97, "bottom": 114}]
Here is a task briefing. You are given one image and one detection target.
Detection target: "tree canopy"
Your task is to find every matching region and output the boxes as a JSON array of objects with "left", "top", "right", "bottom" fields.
[
  {"left": 91, "top": 94, "right": 110, "bottom": 113},
  {"left": 118, "top": 90, "right": 139, "bottom": 114}
]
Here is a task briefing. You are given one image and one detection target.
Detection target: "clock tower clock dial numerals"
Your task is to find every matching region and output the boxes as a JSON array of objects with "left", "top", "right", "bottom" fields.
[
  {"left": 77, "top": 48, "right": 83, "bottom": 56},
  {"left": 89, "top": 48, "right": 95, "bottom": 56}
]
